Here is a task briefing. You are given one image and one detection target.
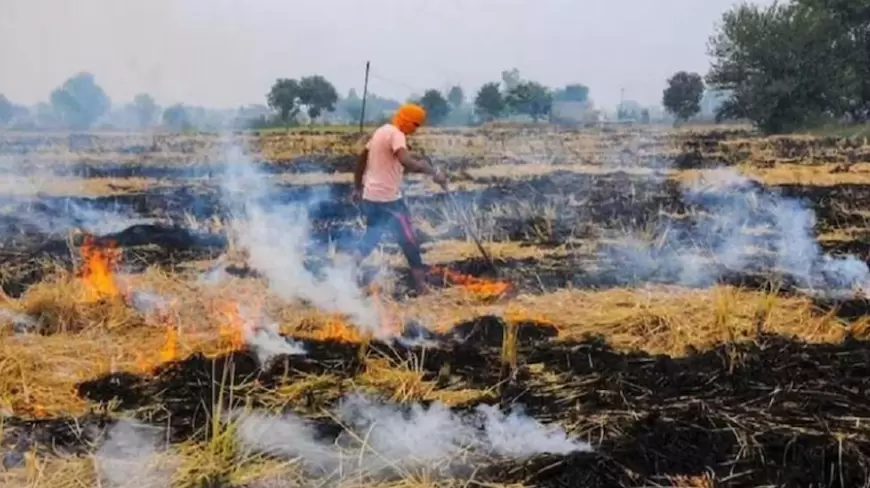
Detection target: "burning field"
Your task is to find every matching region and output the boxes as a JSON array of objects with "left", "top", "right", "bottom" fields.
[{"left": 3, "top": 125, "right": 870, "bottom": 487}]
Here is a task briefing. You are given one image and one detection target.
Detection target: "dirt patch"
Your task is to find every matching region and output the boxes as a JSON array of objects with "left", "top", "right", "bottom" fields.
[
  {"left": 449, "top": 314, "right": 559, "bottom": 346},
  {"left": 1, "top": 413, "right": 113, "bottom": 465}
]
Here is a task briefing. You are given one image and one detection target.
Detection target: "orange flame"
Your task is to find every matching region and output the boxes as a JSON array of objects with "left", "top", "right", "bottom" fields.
[
  {"left": 428, "top": 265, "right": 511, "bottom": 299},
  {"left": 504, "top": 303, "right": 554, "bottom": 326},
  {"left": 311, "top": 313, "right": 366, "bottom": 342},
  {"left": 77, "top": 235, "right": 121, "bottom": 301},
  {"left": 134, "top": 309, "right": 181, "bottom": 373},
  {"left": 31, "top": 404, "right": 48, "bottom": 418},
  {"left": 158, "top": 318, "right": 179, "bottom": 363},
  {"left": 302, "top": 284, "right": 401, "bottom": 342},
  {"left": 215, "top": 300, "right": 252, "bottom": 351}
]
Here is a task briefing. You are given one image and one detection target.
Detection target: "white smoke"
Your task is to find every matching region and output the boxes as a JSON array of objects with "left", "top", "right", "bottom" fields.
[
  {"left": 197, "top": 255, "right": 230, "bottom": 286},
  {"left": 0, "top": 157, "right": 155, "bottom": 237},
  {"left": 233, "top": 393, "right": 589, "bottom": 483},
  {"left": 234, "top": 302, "right": 306, "bottom": 364},
  {"left": 128, "top": 290, "right": 172, "bottom": 317},
  {"left": 93, "top": 419, "right": 176, "bottom": 488},
  {"left": 233, "top": 409, "right": 338, "bottom": 474},
  {"left": 216, "top": 143, "right": 386, "bottom": 338},
  {"left": 0, "top": 308, "right": 37, "bottom": 334},
  {"left": 599, "top": 137, "right": 870, "bottom": 295}
]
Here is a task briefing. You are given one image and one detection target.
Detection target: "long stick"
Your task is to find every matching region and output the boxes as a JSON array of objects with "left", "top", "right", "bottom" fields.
[
  {"left": 359, "top": 61, "right": 370, "bottom": 134},
  {"left": 445, "top": 190, "right": 496, "bottom": 273}
]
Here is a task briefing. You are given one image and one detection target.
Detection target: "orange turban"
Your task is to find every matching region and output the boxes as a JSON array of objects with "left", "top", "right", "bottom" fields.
[{"left": 392, "top": 103, "right": 426, "bottom": 134}]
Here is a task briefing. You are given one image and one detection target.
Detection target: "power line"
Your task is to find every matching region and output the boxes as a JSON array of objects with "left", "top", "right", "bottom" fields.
[{"left": 367, "top": 71, "right": 426, "bottom": 97}]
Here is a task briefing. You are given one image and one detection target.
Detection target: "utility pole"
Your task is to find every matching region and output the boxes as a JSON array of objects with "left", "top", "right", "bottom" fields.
[
  {"left": 359, "top": 61, "right": 370, "bottom": 134},
  {"left": 618, "top": 87, "right": 626, "bottom": 120}
]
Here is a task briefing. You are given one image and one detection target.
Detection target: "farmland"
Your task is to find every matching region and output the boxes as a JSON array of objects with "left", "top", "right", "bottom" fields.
[{"left": 2, "top": 124, "right": 870, "bottom": 487}]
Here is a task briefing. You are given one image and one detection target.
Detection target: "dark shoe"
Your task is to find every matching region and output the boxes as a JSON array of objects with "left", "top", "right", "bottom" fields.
[{"left": 410, "top": 268, "right": 430, "bottom": 296}]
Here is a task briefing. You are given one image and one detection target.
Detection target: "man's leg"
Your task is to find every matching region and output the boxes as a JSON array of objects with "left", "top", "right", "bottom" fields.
[
  {"left": 353, "top": 201, "right": 388, "bottom": 266},
  {"left": 386, "top": 201, "right": 429, "bottom": 295}
]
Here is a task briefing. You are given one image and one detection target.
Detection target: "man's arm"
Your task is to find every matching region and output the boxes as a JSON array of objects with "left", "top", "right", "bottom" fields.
[
  {"left": 396, "top": 147, "right": 436, "bottom": 175},
  {"left": 353, "top": 148, "right": 368, "bottom": 192}
]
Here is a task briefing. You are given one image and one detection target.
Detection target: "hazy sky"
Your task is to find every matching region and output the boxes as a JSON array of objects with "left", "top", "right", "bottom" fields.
[{"left": 1, "top": 0, "right": 771, "bottom": 110}]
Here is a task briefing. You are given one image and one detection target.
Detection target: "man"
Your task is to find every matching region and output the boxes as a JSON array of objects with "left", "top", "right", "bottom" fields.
[{"left": 351, "top": 103, "right": 448, "bottom": 295}]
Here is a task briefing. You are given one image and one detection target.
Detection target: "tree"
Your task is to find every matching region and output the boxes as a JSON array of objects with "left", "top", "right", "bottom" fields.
[
  {"left": 474, "top": 82, "right": 505, "bottom": 121},
  {"left": 162, "top": 104, "right": 190, "bottom": 131},
  {"left": 617, "top": 100, "right": 643, "bottom": 121},
  {"left": 640, "top": 108, "right": 651, "bottom": 124},
  {"left": 793, "top": 0, "right": 870, "bottom": 122},
  {"left": 419, "top": 89, "right": 450, "bottom": 125},
  {"left": 706, "top": 2, "right": 838, "bottom": 132},
  {"left": 447, "top": 85, "right": 465, "bottom": 108},
  {"left": 553, "top": 84, "right": 590, "bottom": 103},
  {"left": 662, "top": 71, "right": 705, "bottom": 123},
  {"left": 366, "top": 94, "right": 400, "bottom": 123},
  {"left": 505, "top": 81, "right": 553, "bottom": 121},
  {"left": 49, "top": 72, "right": 111, "bottom": 129},
  {"left": 132, "top": 93, "right": 158, "bottom": 128},
  {"left": 342, "top": 89, "right": 363, "bottom": 121},
  {"left": 0, "top": 95, "right": 13, "bottom": 126},
  {"left": 34, "top": 102, "right": 58, "bottom": 128},
  {"left": 297, "top": 75, "right": 339, "bottom": 121},
  {"left": 266, "top": 78, "right": 301, "bottom": 123},
  {"left": 700, "top": 89, "right": 730, "bottom": 118}
]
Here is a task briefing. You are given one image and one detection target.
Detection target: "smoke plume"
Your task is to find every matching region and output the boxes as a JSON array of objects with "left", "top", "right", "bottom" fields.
[
  {"left": 0, "top": 308, "right": 37, "bottom": 334},
  {"left": 233, "top": 392, "right": 589, "bottom": 483},
  {"left": 600, "top": 137, "right": 870, "bottom": 295},
  {"left": 93, "top": 419, "right": 175, "bottom": 488},
  {"left": 0, "top": 155, "right": 154, "bottom": 237},
  {"left": 216, "top": 143, "right": 386, "bottom": 338},
  {"left": 0, "top": 155, "right": 155, "bottom": 234},
  {"left": 234, "top": 302, "right": 306, "bottom": 364}
]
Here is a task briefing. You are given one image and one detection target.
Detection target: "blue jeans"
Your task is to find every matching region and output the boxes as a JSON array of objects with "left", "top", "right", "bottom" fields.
[{"left": 355, "top": 199, "right": 424, "bottom": 270}]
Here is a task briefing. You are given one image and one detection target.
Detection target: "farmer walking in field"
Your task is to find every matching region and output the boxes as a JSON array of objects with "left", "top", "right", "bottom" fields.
[{"left": 350, "top": 103, "right": 448, "bottom": 295}]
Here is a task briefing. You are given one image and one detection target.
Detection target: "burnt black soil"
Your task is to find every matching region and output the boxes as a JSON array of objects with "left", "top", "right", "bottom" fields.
[
  {"left": 430, "top": 254, "right": 870, "bottom": 322},
  {"left": 3, "top": 170, "right": 870, "bottom": 309},
  {"left": 6, "top": 172, "right": 870, "bottom": 300},
  {"left": 3, "top": 328, "right": 867, "bottom": 487},
  {"left": 27, "top": 171, "right": 870, "bottom": 247},
  {"left": 0, "top": 156, "right": 358, "bottom": 181},
  {"left": 73, "top": 326, "right": 521, "bottom": 443},
  {"left": 4, "top": 170, "right": 870, "bottom": 252},
  {"left": 486, "top": 332, "right": 870, "bottom": 487}
]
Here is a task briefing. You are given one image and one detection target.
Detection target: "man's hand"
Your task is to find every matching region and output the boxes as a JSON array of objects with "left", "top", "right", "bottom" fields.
[
  {"left": 433, "top": 168, "right": 449, "bottom": 189},
  {"left": 351, "top": 188, "right": 363, "bottom": 203}
]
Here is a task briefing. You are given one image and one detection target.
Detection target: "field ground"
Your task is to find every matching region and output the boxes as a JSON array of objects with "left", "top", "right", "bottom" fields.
[{"left": 2, "top": 125, "right": 870, "bottom": 487}]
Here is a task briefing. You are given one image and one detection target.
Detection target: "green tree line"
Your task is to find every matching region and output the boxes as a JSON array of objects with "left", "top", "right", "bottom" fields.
[
  {"left": 0, "top": 69, "right": 596, "bottom": 131},
  {"left": 3, "top": 0, "right": 862, "bottom": 135},
  {"left": 704, "top": 0, "right": 870, "bottom": 133}
]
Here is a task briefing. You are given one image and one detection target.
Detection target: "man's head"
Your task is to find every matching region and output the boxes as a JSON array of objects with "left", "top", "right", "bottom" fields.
[{"left": 392, "top": 103, "right": 427, "bottom": 134}]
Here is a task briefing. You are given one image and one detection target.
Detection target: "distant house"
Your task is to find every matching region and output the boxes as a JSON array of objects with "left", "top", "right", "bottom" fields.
[{"left": 550, "top": 100, "right": 598, "bottom": 125}]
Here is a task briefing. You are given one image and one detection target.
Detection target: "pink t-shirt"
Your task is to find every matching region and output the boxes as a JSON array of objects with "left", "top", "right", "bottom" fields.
[{"left": 362, "top": 124, "right": 407, "bottom": 202}]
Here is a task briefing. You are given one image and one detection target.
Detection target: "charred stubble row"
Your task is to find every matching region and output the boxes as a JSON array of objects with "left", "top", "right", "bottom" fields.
[{"left": 2, "top": 316, "right": 869, "bottom": 487}]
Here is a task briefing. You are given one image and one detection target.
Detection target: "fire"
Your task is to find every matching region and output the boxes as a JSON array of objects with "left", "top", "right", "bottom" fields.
[
  {"left": 31, "top": 404, "right": 47, "bottom": 418},
  {"left": 307, "top": 284, "right": 400, "bottom": 342},
  {"left": 428, "top": 265, "right": 512, "bottom": 299},
  {"left": 134, "top": 310, "right": 180, "bottom": 373},
  {"left": 215, "top": 300, "right": 256, "bottom": 351},
  {"left": 158, "top": 318, "right": 178, "bottom": 363},
  {"left": 311, "top": 313, "right": 366, "bottom": 342},
  {"left": 77, "top": 235, "right": 122, "bottom": 301},
  {"left": 504, "top": 303, "right": 553, "bottom": 326}
]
